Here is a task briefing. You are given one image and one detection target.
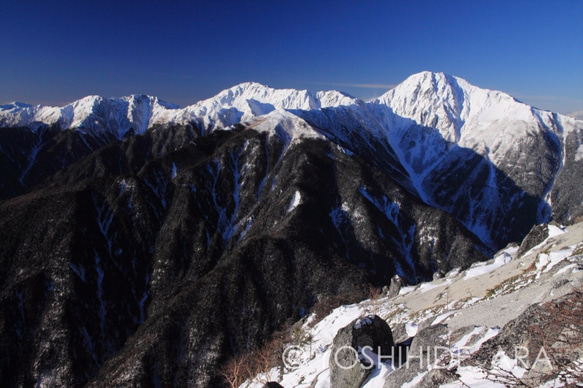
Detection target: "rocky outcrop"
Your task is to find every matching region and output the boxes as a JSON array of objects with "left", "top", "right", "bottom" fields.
[
  {"left": 329, "top": 315, "right": 394, "bottom": 388},
  {"left": 383, "top": 324, "right": 450, "bottom": 388},
  {"left": 518, "top": 223, "right": 551, "bottom": 255},
  {"left": 551, "top": 130, "right": 583, "bottom": 224},
  {"left": 387, "top": 274, "right": 405, "bottom": 298}
]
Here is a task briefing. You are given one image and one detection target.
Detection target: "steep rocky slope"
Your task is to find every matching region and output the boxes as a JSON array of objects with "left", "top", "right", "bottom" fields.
[
  {"left": 0, "top": 123, "right": 486, "bottom": 387},
  {"left": 248, "top": 222, "right": 583, "bottom": 387}
]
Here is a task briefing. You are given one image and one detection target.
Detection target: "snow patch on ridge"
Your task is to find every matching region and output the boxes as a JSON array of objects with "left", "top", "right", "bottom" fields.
[
  {"left": 575, "top": 144, "right": 583, "bottom": 162},
  {"left": 248, "top": 109, "right": 324, "bottom": 145},
  {"left": 287, "top": 191, "right": 302, "bottom": 213}
]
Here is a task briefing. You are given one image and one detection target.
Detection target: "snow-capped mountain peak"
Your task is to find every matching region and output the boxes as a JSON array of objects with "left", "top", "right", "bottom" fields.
[
  {"left": 0, "top": 101, "right": 33, "bottom": 110},
  {"left": 247, "top": 109, "right": 324, "bottom": 146},
  {"left": 374, "top": 71, "right": 527, "bottom": 144},
  {"left": 200, "top": 81, "right": 357, "bottom": 111},
  {"left": 163, "top": 81, "right": 359, "bottom": 133}
]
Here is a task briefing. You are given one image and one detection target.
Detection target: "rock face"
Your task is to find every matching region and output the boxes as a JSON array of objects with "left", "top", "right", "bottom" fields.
[
  {"left": 518, "top": 223, "right": 551, "bottom": 255},
  {"left": 329, "top": 315, "right": 394, "bottom": 388},
  {"left": 383, "top": 324, "right": 450, "bottom": 388},
  {"left": 551, "top": 130, "right": 583, "bottom": 224}
]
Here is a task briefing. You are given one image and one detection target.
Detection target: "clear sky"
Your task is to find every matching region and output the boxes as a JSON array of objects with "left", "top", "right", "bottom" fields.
[{"left": 1, "top": 0, "right": 582, "bottom": 115}]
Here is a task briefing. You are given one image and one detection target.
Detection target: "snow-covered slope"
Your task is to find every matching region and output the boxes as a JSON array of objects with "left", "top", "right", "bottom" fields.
[{"left": 241, "top": 222, "right": 583, "bottom": 387}]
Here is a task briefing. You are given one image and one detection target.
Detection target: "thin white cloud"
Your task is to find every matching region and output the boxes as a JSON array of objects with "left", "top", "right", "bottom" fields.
[
  {"left": 511, "top": 93, "right": 583, "bottom": 114},
  {"left": 513, "top": 94, "right": 566, "bottom": 102},
  {"left": 566, "top": 111, "right": 583, "bottom": 120},
  {"left": 311, "top": 82, "right": 397, "bottom": 90}
]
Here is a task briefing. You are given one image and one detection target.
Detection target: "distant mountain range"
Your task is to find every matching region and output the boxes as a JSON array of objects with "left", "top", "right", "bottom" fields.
[{"left": 0, "top": 72, "right": 582, "bottom": 386}]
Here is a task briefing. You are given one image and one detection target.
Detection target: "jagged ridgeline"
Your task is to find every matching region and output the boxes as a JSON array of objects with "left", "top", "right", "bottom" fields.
[{"left": 0, "top": 72, "right": 582, "bottom": 386}]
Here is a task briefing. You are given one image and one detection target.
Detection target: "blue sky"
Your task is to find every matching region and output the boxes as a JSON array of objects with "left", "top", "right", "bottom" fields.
[{"left": 1, "top": 0, "right": 582, "bottom": 114}]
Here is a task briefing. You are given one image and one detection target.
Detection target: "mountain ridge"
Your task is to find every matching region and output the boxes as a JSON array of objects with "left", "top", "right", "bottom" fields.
[
  {"left": 2, "top": 72, "right": 580, "bottom": 135},
  {"left": 2, "top": 71, "right": 582, "bottom": 249}
]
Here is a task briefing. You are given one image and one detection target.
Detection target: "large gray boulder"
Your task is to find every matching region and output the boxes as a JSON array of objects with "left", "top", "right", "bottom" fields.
[
  {"left": 329, "top": 315, "right": 394, "bottom": 388},
  {"left": 383, "top": 324, "right": 453, "bottom": 387}
]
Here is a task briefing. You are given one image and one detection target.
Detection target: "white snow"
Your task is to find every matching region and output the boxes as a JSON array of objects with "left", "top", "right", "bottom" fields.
[
  {"left": 574, "top": 144, "right": 583, "bottom": 162},
  {"left": 399, "top": 285, "right": 417, "bottom": 295},
  {"left": 440, "top": 366, "right": 506, "bottom": 388},
  {"left": 463, "top": 251, "right": 513, "bottom": 280},
  {"left": 287, "top": 191, "right": 302, "bottom": 213},
  {"left": 263, "top": 302, "right": 364, "bottom": 388},
  {"left": 248, "top": 109, "right": 324, "bottom": 146},
  {"left": 524, "top": 224, "right": 567, "bottom": 256},
  {"left": 3, "top": 74, "right": 581, "bottom": 187},
  {"left": 548, "top": 224, "right": 567, "bottom": 238},
  {"left": 95, "top": 201, "right": 114, "bottom": 254},
  {"left": 0, "top": 94, "right": 180, "bottom": 139},
  {"left": 418, "top": 279, "right": 451, "bottom": 293},
  {"left": 18, "top": 127, "right": 47, "bottom": 184},
  {"left": 432, "top": 311, "right": 457, "bottom": 325},
  {"left": 451, "top": 326, "right": 500, "bottom": 356},
  {"left": 4, "top": 73, "right": 581, "bottom": 253},
  {"left": 171, "top": 162, "right": 177, "bottom": 179},
  {"left": 361, "top": 358, "right": 395, "bottom": 388},
  {"left": 69, "top": 263, "right": 86, "bottom": 283},
  {"left": 166, "top": 81, "right": 356, "bottom": 133},
  {"left": 470, "top": 327, "right": 500, "bottom": 354},
  {"left": 371, "top": 71, "right": 565, "bottom": 163},
  {"left": 541, "top": 247, "right": 575, "bottom": 273},
  {"left": 491, "top": 350, "right": 527, "bottom": 378},
  {"left": 405, "top": 322, "right": 419, "bottom": 337},
  {"left": 242, "top": 220, "right": 583, "bottom": 387},
  {"left": 554, "top": 263, "right": 578, "bottom": 276},
  {"left": 94, "top": 253, "right": 106, "bottom": 339}
]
